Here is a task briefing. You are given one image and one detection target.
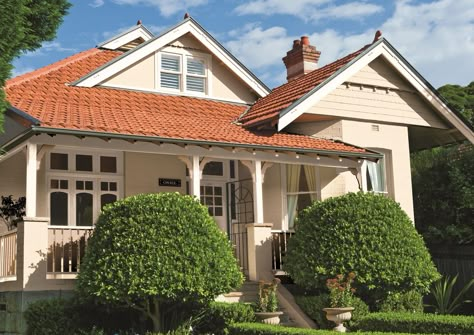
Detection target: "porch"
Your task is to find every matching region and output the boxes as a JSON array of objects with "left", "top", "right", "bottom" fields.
[{"left": 0, "top": 132, "right": 377, "bottom": 290}]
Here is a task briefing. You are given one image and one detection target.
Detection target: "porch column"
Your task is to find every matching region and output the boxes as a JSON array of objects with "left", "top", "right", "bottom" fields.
[
  {"left": 246, "top": 223, "right": 273, "bottom": 281},
  {"left": 253, "top": 160, "right": 264, "bottom": 224},
  {"left": 25, "top": 143, "right": 37, "bottom": 217},
  {"left": 192, "top": 155, "right": 201, "bottom": 199},
  {"left": 360, "top": 161, "right": 368, "bottom": 192}
]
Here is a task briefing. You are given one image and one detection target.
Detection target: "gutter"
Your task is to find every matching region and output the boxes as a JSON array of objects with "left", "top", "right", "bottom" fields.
[{"left": 2, "top": 126, "right": 382, "bottom": 160}]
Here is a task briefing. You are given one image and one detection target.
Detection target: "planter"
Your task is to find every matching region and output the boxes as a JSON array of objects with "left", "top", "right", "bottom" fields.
[
  {"left": 322, "top": 307, "right": 354, "bottom": 333},
  {"left": 255, "top": 311, "right": 284, "bottom": 325}
]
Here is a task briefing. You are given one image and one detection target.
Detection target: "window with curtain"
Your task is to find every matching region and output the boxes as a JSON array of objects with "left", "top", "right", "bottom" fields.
[
  {"left": 366, "top": 158, "right": 387, "bottom": 194},
  {"left": 286, "top": 165, "right": 319, "bottom": 229}
]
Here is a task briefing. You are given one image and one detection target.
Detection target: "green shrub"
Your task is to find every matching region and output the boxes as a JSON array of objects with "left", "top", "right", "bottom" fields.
[
  {"left": 353, "top": 312, "right": 474, "bottom": 334},
  {"left": 228, "top": 322, "right": 429, "bottom": 335},
  {"left": 78, "top": 193, "right": 243, "bottom": 332},
  {"left": 24, "top": 298, "right": 73, "bottom": 335},
  {"left": 194, "top": 302, "right": 255, "bottom": 335},
  {"left": 377, "top": 290, "right": 424, "bottom": 313},
  {"left": 295, "top": 294, "right": 368, "bottom": 329},
  {"left": 285, "top": 192, "right": 439, "bottom": 305}
]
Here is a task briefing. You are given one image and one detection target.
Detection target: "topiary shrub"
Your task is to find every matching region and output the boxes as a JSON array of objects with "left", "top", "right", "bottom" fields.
[
  {"left": 194, "top": 302, "right": 255, "bottom": 335},
  {"left": 24, "top": 298, "right": 73, "bottom": 335},
  {"left": 285, "top": 192, "right": 439, "bottom": 305},
  {"left": 77, "top": 193, "right": 243, "bottom": 333},
  {"left": 377, "top": 290, "right": 424, "bottom": 313},
  {"left": 295, "top": 294, "right": 368, "bottom": 329}
]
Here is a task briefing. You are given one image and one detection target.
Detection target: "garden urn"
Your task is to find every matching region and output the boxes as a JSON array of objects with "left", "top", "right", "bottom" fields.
[{"left": 322, "top": 307, "right": 354, "bottom": 332}]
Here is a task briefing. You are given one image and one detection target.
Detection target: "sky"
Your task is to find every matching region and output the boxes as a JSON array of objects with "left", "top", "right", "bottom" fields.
[{"left": 12, "top": 0, "right": 474, "bottom": 89}]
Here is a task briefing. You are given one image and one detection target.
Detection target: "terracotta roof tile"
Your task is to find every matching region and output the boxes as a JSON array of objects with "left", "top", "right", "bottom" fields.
[
  {"left": 5, "top": 48, "right": 368, "bottom": 155},
  {"left": 240, "top": 45, "right": 370, "bottom": 127}
]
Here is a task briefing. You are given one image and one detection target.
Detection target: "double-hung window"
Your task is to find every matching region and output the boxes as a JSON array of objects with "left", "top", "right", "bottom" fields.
[
  {"left": 48, "top": 151, "right": 122, "bottom": 227},
  {"left": 159, "top": 51, "right": 208, "bottom": 94}
]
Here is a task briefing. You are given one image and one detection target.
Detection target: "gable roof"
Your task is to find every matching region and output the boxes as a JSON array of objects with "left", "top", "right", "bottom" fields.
[
  {"left": 240, "top": 38, "right": 473, "bottom": 145},
  {"left": 73, "top": 17, "right": 270, "bottom": 98},
  {"left": 4, "top": 47, "right": 375, "bottom": 158},
  {"left": 98, "top": 24, "right": 154, "bottom": 51},
  {"left": 239, "top": 44, "right": 370, "bottom": 128}
]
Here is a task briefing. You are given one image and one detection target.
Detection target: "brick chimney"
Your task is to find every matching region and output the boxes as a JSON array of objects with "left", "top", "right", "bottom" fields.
[{"left": 282, "top": 36, "right": 321, "bottom": 81}]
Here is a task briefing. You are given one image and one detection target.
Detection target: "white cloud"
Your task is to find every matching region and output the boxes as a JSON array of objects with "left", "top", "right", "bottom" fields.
[
  {"left": 21, "top": 42, "right": 77, "bottom": 57},
  {"left": 89, "top": 0, "right": 105, "bottom": 8},
  {"left": 235, "top": 0, "right": 383, "bottom": 22},
  {"left": 228, "top": 0, "right": 474, "bottom": 88},
  {"left": 111, "top": 0, "right": 208, "bottom": 17},
  {"left": 11, "top": 65, "right": 35, "bottom": 78}
]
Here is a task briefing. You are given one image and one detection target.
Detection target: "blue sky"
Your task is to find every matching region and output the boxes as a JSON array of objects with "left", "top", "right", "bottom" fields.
[{"left": 12, "top": 0, "right": 474, "bottom": 89}]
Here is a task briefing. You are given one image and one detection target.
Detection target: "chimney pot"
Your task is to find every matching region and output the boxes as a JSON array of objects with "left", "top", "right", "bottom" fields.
[
  {"left": 282, "top": 36, "right": 321, "bottom": 81},
  {"left": 292, "top": 39, "right": 301, "bottom": 49},
  {"left": 301, "top": 36, "right": 310, "bottom": 45}
]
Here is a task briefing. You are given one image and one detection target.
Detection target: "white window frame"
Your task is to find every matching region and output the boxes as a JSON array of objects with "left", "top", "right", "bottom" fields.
[
  {"left": 46, "top": 149, "right": 124, "bottom": 227},
  {"left": 281, "top": 164, "right": 321, "bottom": 231},
  {"left": 156, "top": 47, "right": 212, "bottom": 97},
  {"left": 361, "top": 148, "right": 393, "bottom": 197}
]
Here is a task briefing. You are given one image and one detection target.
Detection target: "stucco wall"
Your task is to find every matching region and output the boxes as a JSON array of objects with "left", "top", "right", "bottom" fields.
[
  {"left": 124, "top": 152, "right": 187, "bottom": 196},
  {"left": 105, "top": 53, "right": 155, "bottom": 90},
  {"left": 262, "top": 164, "right": 282, "bottom": 229}
]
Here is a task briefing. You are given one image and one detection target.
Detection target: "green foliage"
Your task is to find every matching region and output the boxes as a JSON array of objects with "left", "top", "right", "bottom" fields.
[
  {"left": 377, "top": 290, "right": 424, "bottom": 313},
  {"left": 438, "top": 82, "right": 474, "bottom": 126},
  {"left": 0, "top": 195, "right": 26, "bottom": 230},
  {"left": 285, "top": 192, "right": 439, "bottom": 305},
  {"left": 194, "top": 302, "right": 255, "bottom": 335},
  {"left": 0, "top": 0, "right": 71, "bottom": 129},
  {"left": 257, "top": 279, "right": 280, "bottom": 312},
  {"left": 428, "top": 275, "right": 474, "bottom": 314},
  {"left": 412, "top": 145, "right": 474, "bottom": 245},
  {"left": 228, "top": 322, "right": 428, "bottom": 335},
  {"left": 353, "top": 312, "right": 474, "bottom": 334},
  {"left": 77, "top": 193, "right": 243, "bottom": 332},
  {"left": 24, "top": 298, "right": 73, "bottom": 335},
  {"left": 295, "top": 294, "right": 368, "bottom": 329}
]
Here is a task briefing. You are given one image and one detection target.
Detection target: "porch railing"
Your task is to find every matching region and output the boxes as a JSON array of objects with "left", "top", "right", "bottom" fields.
[
  {"left": 47, "top": 226, "right": 93, "bottom": 278},
  {"left": 271, "top": 230, "right": 294, "bottom": 272},
  {"left": 0, "top": 230, "right": 17, "bottom": 281}
]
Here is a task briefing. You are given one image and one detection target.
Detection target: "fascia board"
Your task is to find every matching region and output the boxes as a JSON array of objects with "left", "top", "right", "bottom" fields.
[
  {"left": 76, "top": 20, "right": 270, "bottom": 97},
  {"left": 278, "top": 42, "right": 384, "bottom": 131},
  {"left": 98, "top": 25, "right": 154, "bottom": 49}
]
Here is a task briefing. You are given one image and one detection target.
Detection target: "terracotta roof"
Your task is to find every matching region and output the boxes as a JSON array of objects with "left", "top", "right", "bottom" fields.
[
  {"left": 5, "top": 48, "right": 368, "bottom": 155},
  {"left": 239, "top": 45, "right": 370, "bottom": 128}
]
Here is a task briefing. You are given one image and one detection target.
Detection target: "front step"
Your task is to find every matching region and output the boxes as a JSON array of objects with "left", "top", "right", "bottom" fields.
[{"left": 217, "top": 281, "right": 259, "bottom": 303}]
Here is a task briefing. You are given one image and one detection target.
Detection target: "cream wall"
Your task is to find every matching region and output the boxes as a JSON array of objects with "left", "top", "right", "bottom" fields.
[
  {"left": 102, "top": 33, "right": 258, "bottom": 104},
  {"left": 287, "top": 120, "right": 343, "bottom": 141},
  {"left": 342, "top": 120, "right": 414, "bottom": 220},
  {"left": 0, "top": 152, "right": 26, "bottom": 200},
  {"left": 262, "top": 164, "right": 282, "bottom": 229},
  {"left": 124, "top": 152, "right": 187, "bottom": 196},
  {"left": 319, "top": 167, "right": 347, "bottom": 200}
]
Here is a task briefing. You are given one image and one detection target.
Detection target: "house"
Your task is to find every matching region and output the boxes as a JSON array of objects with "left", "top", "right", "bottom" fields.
[{"left": 0, "top": 16, "right": 473, "bottom": 332}]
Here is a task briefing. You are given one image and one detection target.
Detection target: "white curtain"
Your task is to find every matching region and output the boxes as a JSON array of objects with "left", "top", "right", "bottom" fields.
[
  {"left": 287, "top": 165, "right": 301, "bottom": 229},
  {"left": 303, "top": 165, "right": 318, "bottom": 201},
  {"left": 367, "top": 160, "right": 385, "bottom": 193}
]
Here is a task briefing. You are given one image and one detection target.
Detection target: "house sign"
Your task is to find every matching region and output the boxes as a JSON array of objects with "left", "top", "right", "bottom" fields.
[{"left": 159, "top": 178, "right": 182, "bottom": 187}]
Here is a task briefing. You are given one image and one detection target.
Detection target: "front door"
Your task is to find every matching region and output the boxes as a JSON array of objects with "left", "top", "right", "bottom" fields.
[{"left": 200, "top": 182, "right": 227, "bottom": 232}]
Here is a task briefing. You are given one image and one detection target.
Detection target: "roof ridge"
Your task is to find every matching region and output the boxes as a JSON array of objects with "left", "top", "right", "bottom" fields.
[{"left": 6, "top": 48, "right": 102, "bottom": 88}]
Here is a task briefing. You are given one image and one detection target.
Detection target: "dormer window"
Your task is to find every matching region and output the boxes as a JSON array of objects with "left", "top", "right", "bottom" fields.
[{"left": 158, "top": 51, "right": 208, "bottom": 94}]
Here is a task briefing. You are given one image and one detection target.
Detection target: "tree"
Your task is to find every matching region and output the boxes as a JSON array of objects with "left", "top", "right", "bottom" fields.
[
  {"left": 285, "top": 192, "right": 440, "bottom": 307},
  {"left": 77, "top": 193, "right": 244, "bottom": 332},
  {"left": 0, "top": 0, "right": 71, "bottom": 129},
  {"left": 412, "top": 82, "right": 474, "bottom": 245}
]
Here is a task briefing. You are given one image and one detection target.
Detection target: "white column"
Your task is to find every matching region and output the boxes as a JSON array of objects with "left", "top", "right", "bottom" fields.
[
  {"left": 25, "top": 143, "right": 37, "bottom": 217},
  {"left": 360, "top": 161, "right": 368, "bottom": 192},
  {"left": 192, "top": 155, "right": 200, "bottom": 199},
  {"left": 253, "top": 160, "right": 264, "bottom": 224}
]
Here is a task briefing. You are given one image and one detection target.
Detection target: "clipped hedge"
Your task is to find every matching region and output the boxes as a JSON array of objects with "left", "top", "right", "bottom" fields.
[
  {"left": 24, "top": 298, "right": 73, "bottom": 335},
  {"left": 228, "top": 323, "right": 431, "bottom": 335},
  {"left": 377, "top": 291, "right": 424, "bottom": 313},
  {"left": 354, "top": 312, "right": 474, "bottom": 334},
  {"left": 195, "top": 302, "right": 255, "bottom": 335},
  {"left": 295, "top": 294, "right": 368, "bottom": 329}
]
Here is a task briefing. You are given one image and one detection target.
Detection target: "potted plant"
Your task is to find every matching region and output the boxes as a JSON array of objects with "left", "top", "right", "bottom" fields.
[
  {"left": 323, "top": 272, "right": 356, "bottom": 333},
  {"left": 254, "top": 278, "right": 283, "bottom": 325}
]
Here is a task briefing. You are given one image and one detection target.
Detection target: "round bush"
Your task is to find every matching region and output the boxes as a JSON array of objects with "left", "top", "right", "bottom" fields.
[
  {"left": 78, "top": 193, "right": 243, "bottom": 332},
  {"left": 285, "top": 192, "right": 439, "bottom": 303}
]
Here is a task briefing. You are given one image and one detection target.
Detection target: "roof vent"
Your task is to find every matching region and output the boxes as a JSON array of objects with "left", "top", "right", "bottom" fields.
[{"left": 282, "top": 36, "right": 321, "bottom": 82}]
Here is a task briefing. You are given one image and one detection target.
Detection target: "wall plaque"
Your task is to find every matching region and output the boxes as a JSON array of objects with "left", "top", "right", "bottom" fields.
[{"left": 159, "top": 178, "right": 182, "bottom": 187}]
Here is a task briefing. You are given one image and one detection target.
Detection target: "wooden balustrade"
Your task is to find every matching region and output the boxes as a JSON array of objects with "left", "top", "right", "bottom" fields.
[
  {"left": 271, "top": 230, "right": 294, "bottom": 272},
  {"left": 0, "top": 230, "right": 17, "bottom": 280},
  {"left": 47, "top": 227, "right": 93, "bottom": 276}
]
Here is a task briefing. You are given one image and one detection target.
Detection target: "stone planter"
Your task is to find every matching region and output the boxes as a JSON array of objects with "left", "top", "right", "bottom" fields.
[
  {"left": 322, "top": 307, "right": 354, "bottom": 332},
  {"left": 255, "top": 311, "right": 284, "bottom": 325}
]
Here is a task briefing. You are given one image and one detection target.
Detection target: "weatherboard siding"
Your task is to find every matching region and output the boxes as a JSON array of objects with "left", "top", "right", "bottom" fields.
[{"left": 307, "top": 84, "right": 447, "bottom": 128}]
